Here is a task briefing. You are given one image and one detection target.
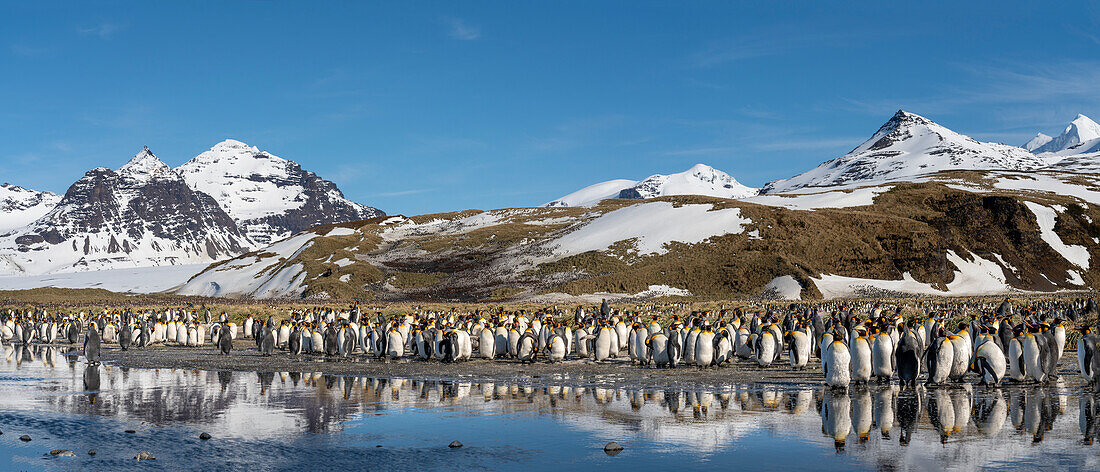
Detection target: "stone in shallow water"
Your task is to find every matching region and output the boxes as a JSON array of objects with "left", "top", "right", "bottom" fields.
[
  {"left": 200, "top": 432, "right": 211, "bottom": 440},
  {"left": 135, "top": 451, "right": 156, "bottom": 461},
  {"left": 449, "top": 440, "right": 463, "bottom": 448},
  {"left": 603, "top": 442, "right": 623, "bottom": 456},
  {"left": 19, "top": 435, "right": 31, "bottom": 442},
  {"left": 50, "top": 449, "right": 76, "bottom": 457}
]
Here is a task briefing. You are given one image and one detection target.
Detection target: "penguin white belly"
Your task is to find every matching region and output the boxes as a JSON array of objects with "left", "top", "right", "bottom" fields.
[
  {"left": 788, "top": 332, "right": 809, "bottom": 368},
  {"left": 508, "top": 330, "right": 521, "bottom": 357},
  {"left": 574, "top": 329, "right": 590, "bottom": 357},
  {"left": 756, "top": 333, "right": 776, "bottom": 367},
  {"left": 850, "top": 339, "right": 872, "bottom": 383},
  {"left": 695, "top": 332, "right": 715, "bottom": 367},
  {"left": 929, "top": 339, "right": 954, "bottom": 384},
  {"left": 735, "top": 329, "right": 752, "bottom": 358},
  {"left": 976, "top": 342, "right": 1007, "bottom": 385},
  {"left": 479, "top": 329, "right": 496, "bottom": 359},
  {"left": 615, "top": 323, "right": 629, "bottom": 350},
  {"left": 1022, "top": 335, "right": 1045, "bottom": 382},
  {"left": 548, "top": 336, "right": 566, "bottom": 362},
  {"left": 1007, "top": 338, "right": 1026, "bottom": 381},
  {"left": 824, "top": 341, "right": 851, "bottom": 388},
  {"left": 458, "top": 331, "right": 472, "bottom": 360},
  {"left": 386, "top": 331, "right": 404, "bottom": 358},
  {"left": 948, "top": 336, "right": 970, "bottom": 380},
  {"left": 650, "top": 334, "right": 669, "bottom": 365},
  {"left": 595, "top": 329, "right": 613, "bottom": 361},
  {"left": 872, "top": 336, "right": 894, "bottom": 379},
  {"left": 632, "top": 330, "right": 649, "bottom": 364}
]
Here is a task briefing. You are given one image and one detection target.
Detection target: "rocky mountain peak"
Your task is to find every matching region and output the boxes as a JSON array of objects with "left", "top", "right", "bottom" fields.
[{"left": 117, "top": 147, "right": 177, "bottom": 183}]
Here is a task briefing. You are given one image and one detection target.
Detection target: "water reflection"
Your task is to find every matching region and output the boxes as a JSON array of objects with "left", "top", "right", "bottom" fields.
[{"left": 1, "top": 342, "right": 1099, "bottom": 471}]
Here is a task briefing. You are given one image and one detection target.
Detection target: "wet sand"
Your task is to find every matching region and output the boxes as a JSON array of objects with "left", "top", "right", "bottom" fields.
[{"left": 85, "top": 339, "right": 1088, "bottom": 391}]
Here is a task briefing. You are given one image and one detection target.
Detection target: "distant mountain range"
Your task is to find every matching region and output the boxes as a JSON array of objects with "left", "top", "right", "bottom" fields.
[
  {"left": 0, "top": 141, "right": 382, "bottom": 276},
  {"left": 5, "top": 110, "right": 1100, "bottom": 300},
  {"left": 547, "top": 110, "right": 1100, "bottom": 200}
]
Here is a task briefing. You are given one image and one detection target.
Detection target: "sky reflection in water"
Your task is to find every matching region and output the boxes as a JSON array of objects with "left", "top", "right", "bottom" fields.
[{"left": 0, "top": 344, "right": 1098, "bottom": 471}]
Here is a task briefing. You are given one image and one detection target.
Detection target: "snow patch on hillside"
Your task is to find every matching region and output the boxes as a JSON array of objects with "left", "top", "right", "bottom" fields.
[
  {"left": 548, "top": 202, "right": 750, "bottom": 257},
  {"left": 742, "top": 186, "right": 891, "bottom": 210},
  {"left": 812, "top": 251, "right": 1012, "bottom": 298},
  {"left": 1024, "top": 202, "right": 1090, "bottom": 269},
  {"left": 175, "top": 231, "right": 319, "bottom": 298},
  {"left": 763, "top": 275, "right": 802, "bottom": 300}
]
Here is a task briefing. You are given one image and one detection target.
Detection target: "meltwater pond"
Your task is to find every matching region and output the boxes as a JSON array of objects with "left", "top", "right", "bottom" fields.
[{"left": 1, "top": 345, "right": 1099, "bottom": 472}]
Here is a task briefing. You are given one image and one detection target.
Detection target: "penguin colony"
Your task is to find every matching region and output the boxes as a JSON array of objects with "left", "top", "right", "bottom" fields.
[{"left": 2, "top": 297, "right": 1099, "bottom": 388}]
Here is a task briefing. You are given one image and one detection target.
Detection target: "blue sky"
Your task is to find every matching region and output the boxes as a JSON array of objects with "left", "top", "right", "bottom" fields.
[{"left": 2, "top": 1, "right": 1100, "bottom": 215}]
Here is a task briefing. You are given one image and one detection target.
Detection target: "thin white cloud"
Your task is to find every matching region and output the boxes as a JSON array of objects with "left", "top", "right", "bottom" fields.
[
  {"left": 373, "top": 189, "right": 431, "bottom": 197},
  {"left": 754, "top": 137, "right": 863, "bottom": 152},
  {"left": 445, "top": 18, "right": 481, "bottom": 41},
  {"left": 664, "top": 146, "right": 739, "bottom": 156},
  {"left": 78, "top": 22, "right": 122, "bottom": 38},
  {"left": 10, "top": 43, "right": 49, "bottom": 57},
  {"left": 689, "top": 30, "right": 860, "bottom": 68}
]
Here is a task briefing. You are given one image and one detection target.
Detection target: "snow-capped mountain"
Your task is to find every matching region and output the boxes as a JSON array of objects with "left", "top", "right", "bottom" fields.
[
  {"left": 762, "top": 110, "right": 1049, "bottom": 193},
  {"left": 0, "top": 148, "right": 251, "bottom": 276},
  {"left": 544, "top": 164, "right": 756, "bottom": 207},
  {"left": 619, "top": 164, "right": 757, "bottom": 200},
  {"left": 1023, "top": 133, "right": 1053, "bottom": 152},
  {"left": 1027, "top": 114, "right": 1100, "bottom": 155},
  {"left": 0, "top": 184, "right": 61, "bottom": 234},
  {"left": 176, "top": 139, "right": 384, "bottom": 244}
]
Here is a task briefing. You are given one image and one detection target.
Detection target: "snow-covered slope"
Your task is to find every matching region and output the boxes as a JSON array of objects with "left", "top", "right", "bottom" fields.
[
  {"left": 544, "top": 164, "right": 756, "bottom": 207},
  {"left": 544, "top": 179, "right": 638, "bottom": 207},
  {"left": 762, "top": 110, "right": 1049, "bottom": 193},
  {"left": 0, "top": 148, "right": 252, "bottom": 276},
  {"left": 1029, "top": 114, "right": 1100, "bottom": 155},
  {"left": 0, "top": 184, "right": 60, "bottom": 234},
  {"left": 176, "top": 139, "right": 384, "bottom": 244}
]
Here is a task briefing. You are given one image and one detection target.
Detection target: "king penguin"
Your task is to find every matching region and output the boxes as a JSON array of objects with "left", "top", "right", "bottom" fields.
[{"left": 83, "top": 324, "right": 102, "bottom": 366}]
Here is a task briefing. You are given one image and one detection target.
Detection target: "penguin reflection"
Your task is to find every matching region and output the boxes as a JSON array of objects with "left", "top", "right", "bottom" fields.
[
  {"left": 851, "top": 386, "right": 873, "bottom": 443},
  {"left": 872, "top": 385, "right": 897, "bottom": 440},
  {"left": 973, "top": 389, "right": 1007, "bottom": 436},
  {"left": 1081, "top": 392, "right": 1100, "bottom": 445},
  {"left": 821, "top": 389, "right": 851, "bottom": 452},
  {"left": 928, "top": 388, "right": 955, "bottom": 443},
  {"left": 896, "top": 389, "right": 922, "bottom": 446},
  {"left": 83, "top": 364, "right": 101, "bottom": 404}
]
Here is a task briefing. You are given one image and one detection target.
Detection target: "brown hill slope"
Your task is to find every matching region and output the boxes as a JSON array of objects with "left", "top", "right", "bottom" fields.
[{"left": 175, "top": 173, "right": 1099, "bottom": 301}]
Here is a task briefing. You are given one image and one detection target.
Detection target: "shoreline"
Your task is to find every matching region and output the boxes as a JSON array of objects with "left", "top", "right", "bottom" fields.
[{"left": 41, "top": 340, "right": 1082, "bottom": 391}]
